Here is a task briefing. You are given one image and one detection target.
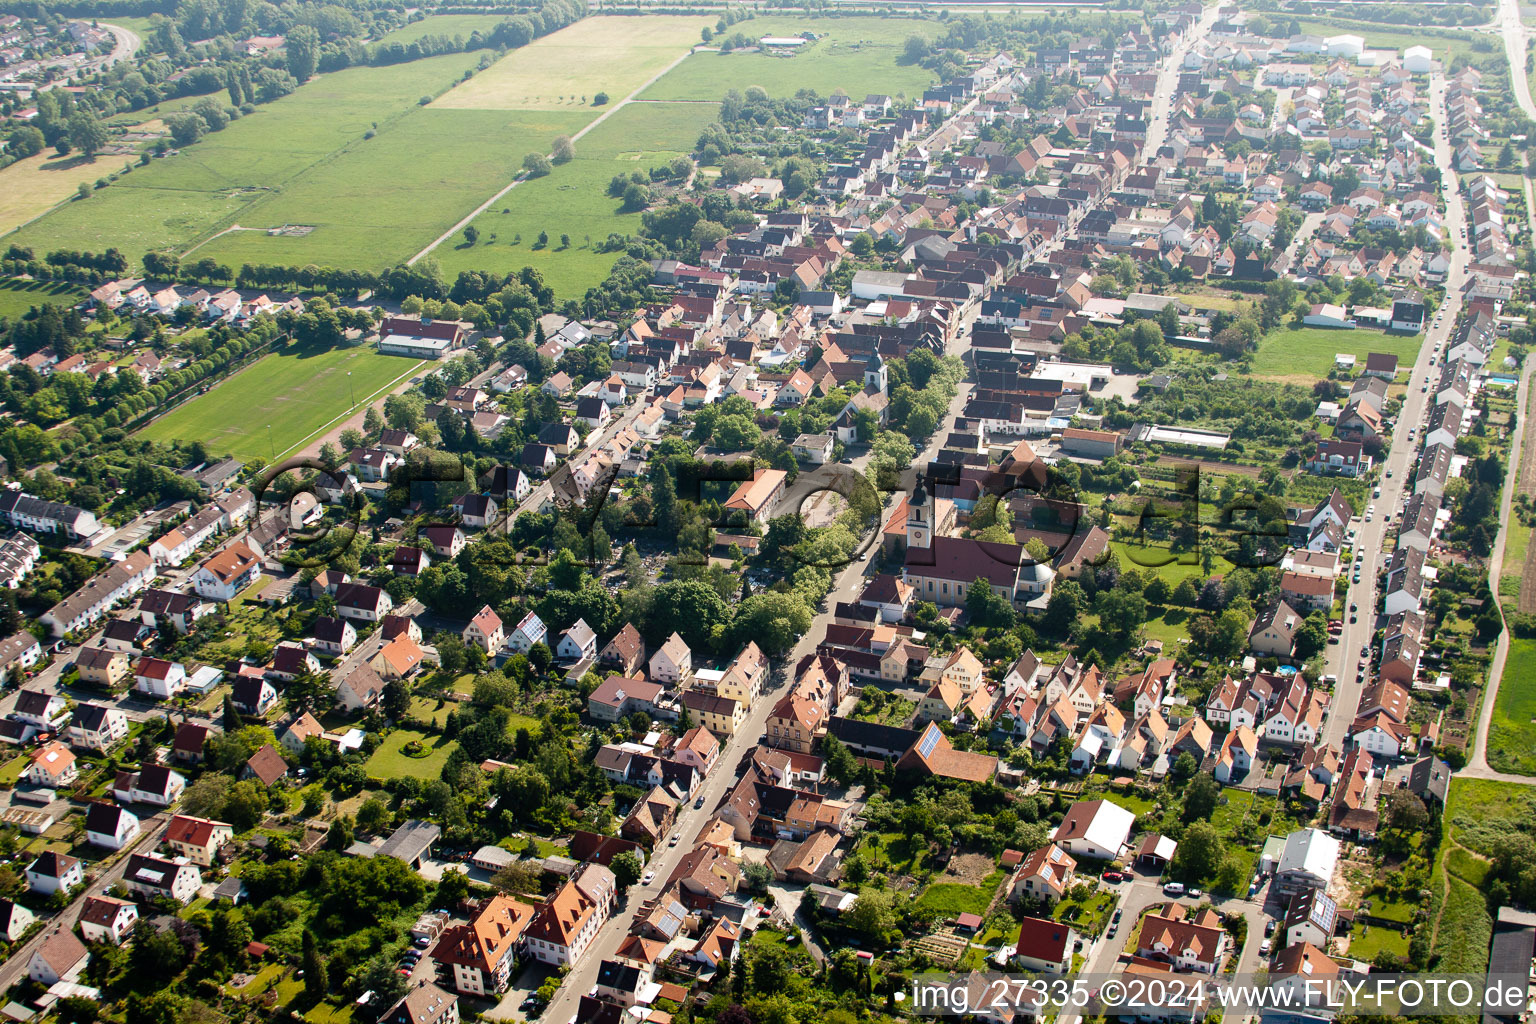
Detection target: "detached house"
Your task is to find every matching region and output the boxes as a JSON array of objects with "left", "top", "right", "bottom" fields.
[
  {"left": 463, "top": 606, "right": 505, "bottom": 655},
  {"left": 84, "top": 801, "right": 140, "bottom": 850},
  {"left": 79, "top": 895, "right": 137, "bottom": 945},
  {"left": 27, "top": 929, "right": 88, "bottom": 987},
  {"left": 68, "top": 703, "right": 128, "bottom": 753},
  {"left": 649, "top": 632, "right": 691, "bottom": 684},
  {"left": 1010, "top": 844, "right": 1077, "bottom": 905},
  {"left": 1135, "top": 904, "right": 1229, "bottom": 973},
  {"left": 122, "top": 852, "right": 201, "bottom": 904},
  {"left": 505, "top": 611, "right": 548, "bottom": 654},
  {"left": 165, "top": 814, "right": 235, "bottom": 867},
  {"left": 335, "top": 582, "right": 393, "bottom": 622}
]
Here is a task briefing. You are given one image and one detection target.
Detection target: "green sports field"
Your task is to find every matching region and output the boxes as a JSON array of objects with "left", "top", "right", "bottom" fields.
[
  {"left": 137, "top": 341, "right": 424, "bottom": 461},
  {"left": 1248, "top": 326, "right": 1426, "bottom": 382}
]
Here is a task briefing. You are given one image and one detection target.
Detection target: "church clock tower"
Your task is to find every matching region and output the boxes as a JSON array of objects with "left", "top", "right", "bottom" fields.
[{"left": 906, "top": 471, "right": 932, "bottom": 551}]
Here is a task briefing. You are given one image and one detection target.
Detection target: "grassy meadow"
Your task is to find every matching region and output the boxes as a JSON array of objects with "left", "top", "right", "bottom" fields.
[
  {"left": 5, "top": 52, "right": 486, "bottom": 262},
  {"left": 640, "top": 15, "right": 939, "bottom": 101},
  {"left": 193, "top": 107, "right": 591, "bottom": 271},
  {"left": 137, "top": 341, "right": 423, "bottom": 461},
  {"left": 1248, "top": 326, "right": 1425, "bottom": 383},
  {"left": 376, "top": 14, "right": 509, "bottom": 45},
  {"left": 9, "top": 12, "right": 960, "bottom": 299},
  {"left": 0, "top": 280, "right": 87, "bottom": 320},
  {"left": 435, "top": 99, "right": 718, "bottom": 297},
  {"left": 1486, "top": 637, "right": 1536, "bottom": 776}
]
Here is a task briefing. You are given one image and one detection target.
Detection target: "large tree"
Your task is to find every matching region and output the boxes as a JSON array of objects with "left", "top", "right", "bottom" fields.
[
  {"left": 286, "top": 25, "right": 320, "bottom": 82},
  {"left": 66, "top": 112, "right": 109, "bottom": 159},
  {"left": 1171, "top": 821, "right": 1223, "bottom": 884}
]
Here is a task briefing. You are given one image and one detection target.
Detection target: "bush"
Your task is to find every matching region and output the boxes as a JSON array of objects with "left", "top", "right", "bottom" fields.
[{"left": 523, "top": 153, "right": 552, "bottom": 177}]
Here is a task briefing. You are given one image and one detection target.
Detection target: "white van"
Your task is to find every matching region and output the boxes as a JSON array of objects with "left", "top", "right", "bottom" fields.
[{"left": 1163, "top": 882, "right": 1186, "bottom": 896}]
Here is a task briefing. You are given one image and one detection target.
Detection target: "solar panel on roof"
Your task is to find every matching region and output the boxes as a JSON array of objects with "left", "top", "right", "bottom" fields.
[{"left": 917, "top": 724, "right": 941, "bottom": 759}]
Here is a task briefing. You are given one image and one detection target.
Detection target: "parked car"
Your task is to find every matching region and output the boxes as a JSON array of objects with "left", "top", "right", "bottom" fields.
[
  {"left": 1102, "top": 871, "right": 1125, "bottom": 883},
  {"left": 1163, "top": 882, "right": 1186, "bottom": 896},
  {"left": 642, "top": 870, "right": 656, "bottom": 885}
]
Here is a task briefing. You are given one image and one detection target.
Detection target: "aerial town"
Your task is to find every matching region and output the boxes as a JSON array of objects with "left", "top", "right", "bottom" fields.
[{"left": 0, "top": 0, "right": 1533, "bottom": 1022}]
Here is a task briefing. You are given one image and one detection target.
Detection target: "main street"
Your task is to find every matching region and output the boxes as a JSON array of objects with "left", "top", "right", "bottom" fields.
[
  {"left": 1320, "top": 68, "right": 1473, "bottom": 749},
  {"left": 1143, "top": 7, "right": 1219, "bottom": 158}
]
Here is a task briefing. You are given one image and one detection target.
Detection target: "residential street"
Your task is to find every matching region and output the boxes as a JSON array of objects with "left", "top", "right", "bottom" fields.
[
  {"left": 1057, "top": 875, "right": 1269, "bottom": 1024},
  {"left": 1321, "top": 69, "right": 1473, "bottom": 750},
  {"left": 0, "top": 812, "right": 168, "bottom": 993}
]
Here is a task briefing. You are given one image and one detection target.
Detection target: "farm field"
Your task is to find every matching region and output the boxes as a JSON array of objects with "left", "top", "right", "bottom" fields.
[
  {"left": 5, "top": 52, "right": 484, "bottom": 262},
  {"left": 1288, "top": 17, "right": 1491, "bottom": 65},
  {"left": 435, "top": 99, "right": 717, "bottom": 298},
  {"left": 194, "top": 107, "right": 590, "bottom": 271},
  {"left": 0, "top": 151, "right": 134, "bottom": 237},
  {"left": 377, "top": 14, "right": 508, "bottom": 45},
  {"left": 136, "top": 341, "right": 424, "bottom": 461},
  {"left": 640, "top": 16, "right": 940, "bottom": 101},
  {"left": 0, "top": 280, "right": 86, "bottom": 320},
  {"left": 1248, "top": 325, "right": 1424, "bottom": 382},
  {"left": 1485, "top": 637, "right": 1536, "bottom": 775},
  {"left": 433, "top": 16, "right": 710, "bottom": 110}
]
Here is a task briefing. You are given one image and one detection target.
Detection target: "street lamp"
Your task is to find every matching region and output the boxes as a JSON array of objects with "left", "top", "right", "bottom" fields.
[
  {"left": 267, "top": 424, "right": 274, "bottom": 460},
  {"left": 348, "top": 371, "right": 356, "bottom": 409}
]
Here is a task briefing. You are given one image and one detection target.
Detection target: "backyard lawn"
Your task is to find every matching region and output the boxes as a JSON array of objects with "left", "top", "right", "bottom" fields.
[
  {"left": 137, "top": 341, "right": 424, "bottom": 462},
  {"left": 1116, "top": 541, "right": 1235, "bottom": 583},
  {"left": 409, "top": 696, "right": 455, "bottom": 728},
  {"left": 364, "top": 729, "right": 457, "bottom": 782},
  {"left": 1346, "top": 924, "right": 1411, "bottom": 962},
  {"left": 914, "top": 880, "right": 996, "bottom": 918}
]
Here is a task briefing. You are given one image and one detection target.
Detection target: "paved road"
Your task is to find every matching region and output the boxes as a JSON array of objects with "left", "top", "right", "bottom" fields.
[
  {"left": 1464, "top": 2, "right": 1536, "bottom": 781},
  {"left": 1059, "top": 875, "right": 1271, "bottom": 1024},
  {"left": 99, "top": 23, "right": 142, "bottom": 68},
  {"left": 1498, "top": 0, "right": 1536, "bottom": 122},
  {"left": 1320, "top": 69, "right": 1473, "bottom": 750},
  {"left": 1144, "top": 9, "right": 1219, "bottom": 157},
  {"left": 0, "top": 811, "right": 168, "bottom": 993}
]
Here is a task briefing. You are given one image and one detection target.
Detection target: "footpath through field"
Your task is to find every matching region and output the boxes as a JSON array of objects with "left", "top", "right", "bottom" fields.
[{"left": 406, "top": 45, "right": 701, "bottom": 266}]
